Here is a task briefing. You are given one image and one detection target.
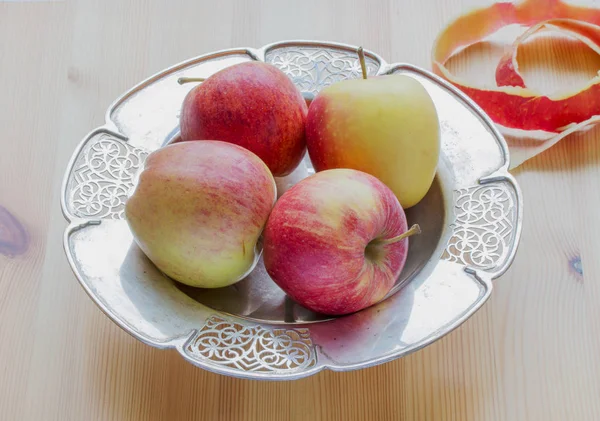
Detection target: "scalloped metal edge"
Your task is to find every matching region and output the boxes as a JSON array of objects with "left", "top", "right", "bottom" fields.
[{"left": 60, "top": 40, "right": 523, "bottom": 380}]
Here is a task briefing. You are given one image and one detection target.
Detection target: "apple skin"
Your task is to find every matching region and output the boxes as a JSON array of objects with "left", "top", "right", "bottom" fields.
[
  {"left": 262, "top": 168, "right": 409, "bottom": 316},
  {"left": 306, "top": 74, "right": 440, "bottom": 208},
  {"left": 124, "top": 141, "right": 276, "bottom": 288},
  {"left": 179, "top": 61, "right": 308, "bottom": 177}
]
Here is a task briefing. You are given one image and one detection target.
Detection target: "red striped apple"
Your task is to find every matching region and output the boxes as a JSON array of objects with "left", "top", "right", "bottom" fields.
[
  {"left": 179, "top": 61, "right": 308, "bottom": 177},
  {"left": 263, "top": 168, "right": 420, "bottom": 316},
  {"left": 125, "top": 141, "right": 276, "bottom": 288}
]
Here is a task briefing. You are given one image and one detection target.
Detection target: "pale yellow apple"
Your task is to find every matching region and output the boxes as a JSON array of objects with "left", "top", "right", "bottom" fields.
[{"left": 306, "top": 74, "right": 440, "bottom": 208}]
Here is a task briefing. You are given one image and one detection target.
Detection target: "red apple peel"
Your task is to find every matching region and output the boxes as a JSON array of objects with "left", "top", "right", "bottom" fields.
[{"left": 432, "top": 0, "right": 600, "bottom": 167}]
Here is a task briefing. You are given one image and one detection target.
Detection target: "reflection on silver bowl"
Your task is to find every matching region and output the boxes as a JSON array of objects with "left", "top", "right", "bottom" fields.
[{"left": 61, "top": 40, "right": 522, "bottom": 380}]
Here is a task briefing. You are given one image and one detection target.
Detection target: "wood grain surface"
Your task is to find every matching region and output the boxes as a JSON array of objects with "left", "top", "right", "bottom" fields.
[{"left": 1, "top": 0, "right": 600, "bottom": 420}]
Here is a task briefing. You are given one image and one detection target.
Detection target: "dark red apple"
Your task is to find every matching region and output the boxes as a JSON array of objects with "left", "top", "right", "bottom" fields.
[
  {"left": 179, "top": 61, "right": 308, "bottom": 177},
  {"left": 263, "top": 168, "right": 420, "bottom": 316}
]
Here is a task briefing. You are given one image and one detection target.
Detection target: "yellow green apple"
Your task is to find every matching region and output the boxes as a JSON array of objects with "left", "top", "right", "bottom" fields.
[
  {"left": 306, "top": 70, "right": 440, "bottom": 208},
  {"left": 124, "top": 141, "right": 276, "bottom": 288}
]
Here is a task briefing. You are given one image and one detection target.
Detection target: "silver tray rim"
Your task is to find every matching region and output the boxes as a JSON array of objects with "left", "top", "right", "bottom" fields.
[{"left": 59, "top": 40, "right": 523, "bottom": 380}]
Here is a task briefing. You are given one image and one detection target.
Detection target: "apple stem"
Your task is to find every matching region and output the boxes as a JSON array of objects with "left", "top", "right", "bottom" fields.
[
  {"left": 357, "top": 47, "right": 368, "bottom": 79},
  {"left": 377, "top": 224, "right": 421, "bottom": 246},
  {"left": 177, "top": 77, "right": 206, "bottom": 85}
]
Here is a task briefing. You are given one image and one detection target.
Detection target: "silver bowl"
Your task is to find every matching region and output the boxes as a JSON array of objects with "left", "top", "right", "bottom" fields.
[{"left": 60, "top": 41, "right": 523, "bottom": 380}]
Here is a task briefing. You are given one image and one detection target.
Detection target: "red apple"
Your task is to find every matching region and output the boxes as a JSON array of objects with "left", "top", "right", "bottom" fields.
[
  {"left": 125, "top": 141, "right": 276, "bottom": 288},
  {"left": 179, "top": 61, "right": 308, "bottom": 177},
  {"left": 263, "top": 168, "right": 419, "bottom": 316}
]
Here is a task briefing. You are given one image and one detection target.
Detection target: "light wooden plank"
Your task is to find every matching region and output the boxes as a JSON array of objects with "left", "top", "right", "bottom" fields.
[{"left": 1, "top": 0, "right": 599, "bottom": 419}]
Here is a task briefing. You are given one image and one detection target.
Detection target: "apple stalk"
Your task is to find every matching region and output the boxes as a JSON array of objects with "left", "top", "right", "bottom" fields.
[
  {"left": 357, "top": 47, "right": 368, "bottom": 79},
  {"left": 178, "top": 77, "right": 206, "bottom": 85},
  {"left": 375, "top": 224, "right": 421, "bottom": 246}
]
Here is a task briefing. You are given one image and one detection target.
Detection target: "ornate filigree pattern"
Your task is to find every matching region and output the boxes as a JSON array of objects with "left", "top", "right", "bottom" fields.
[
  {"left": 67, "top": 134, "right": 148, "bottom": 219},
  {"left": 266, "top": 46, "right": 379, "bottom": 95},
  {"left": 186, "top": 316, "right": 317, "bottom": 373},
  {"left": 443, "top": 184, "right": 516, "bottom": 270}
]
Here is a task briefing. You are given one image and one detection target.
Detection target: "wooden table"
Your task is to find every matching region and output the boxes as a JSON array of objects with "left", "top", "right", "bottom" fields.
[{"left": 2, "top": 0, "right": 599, "bottom": 419}]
